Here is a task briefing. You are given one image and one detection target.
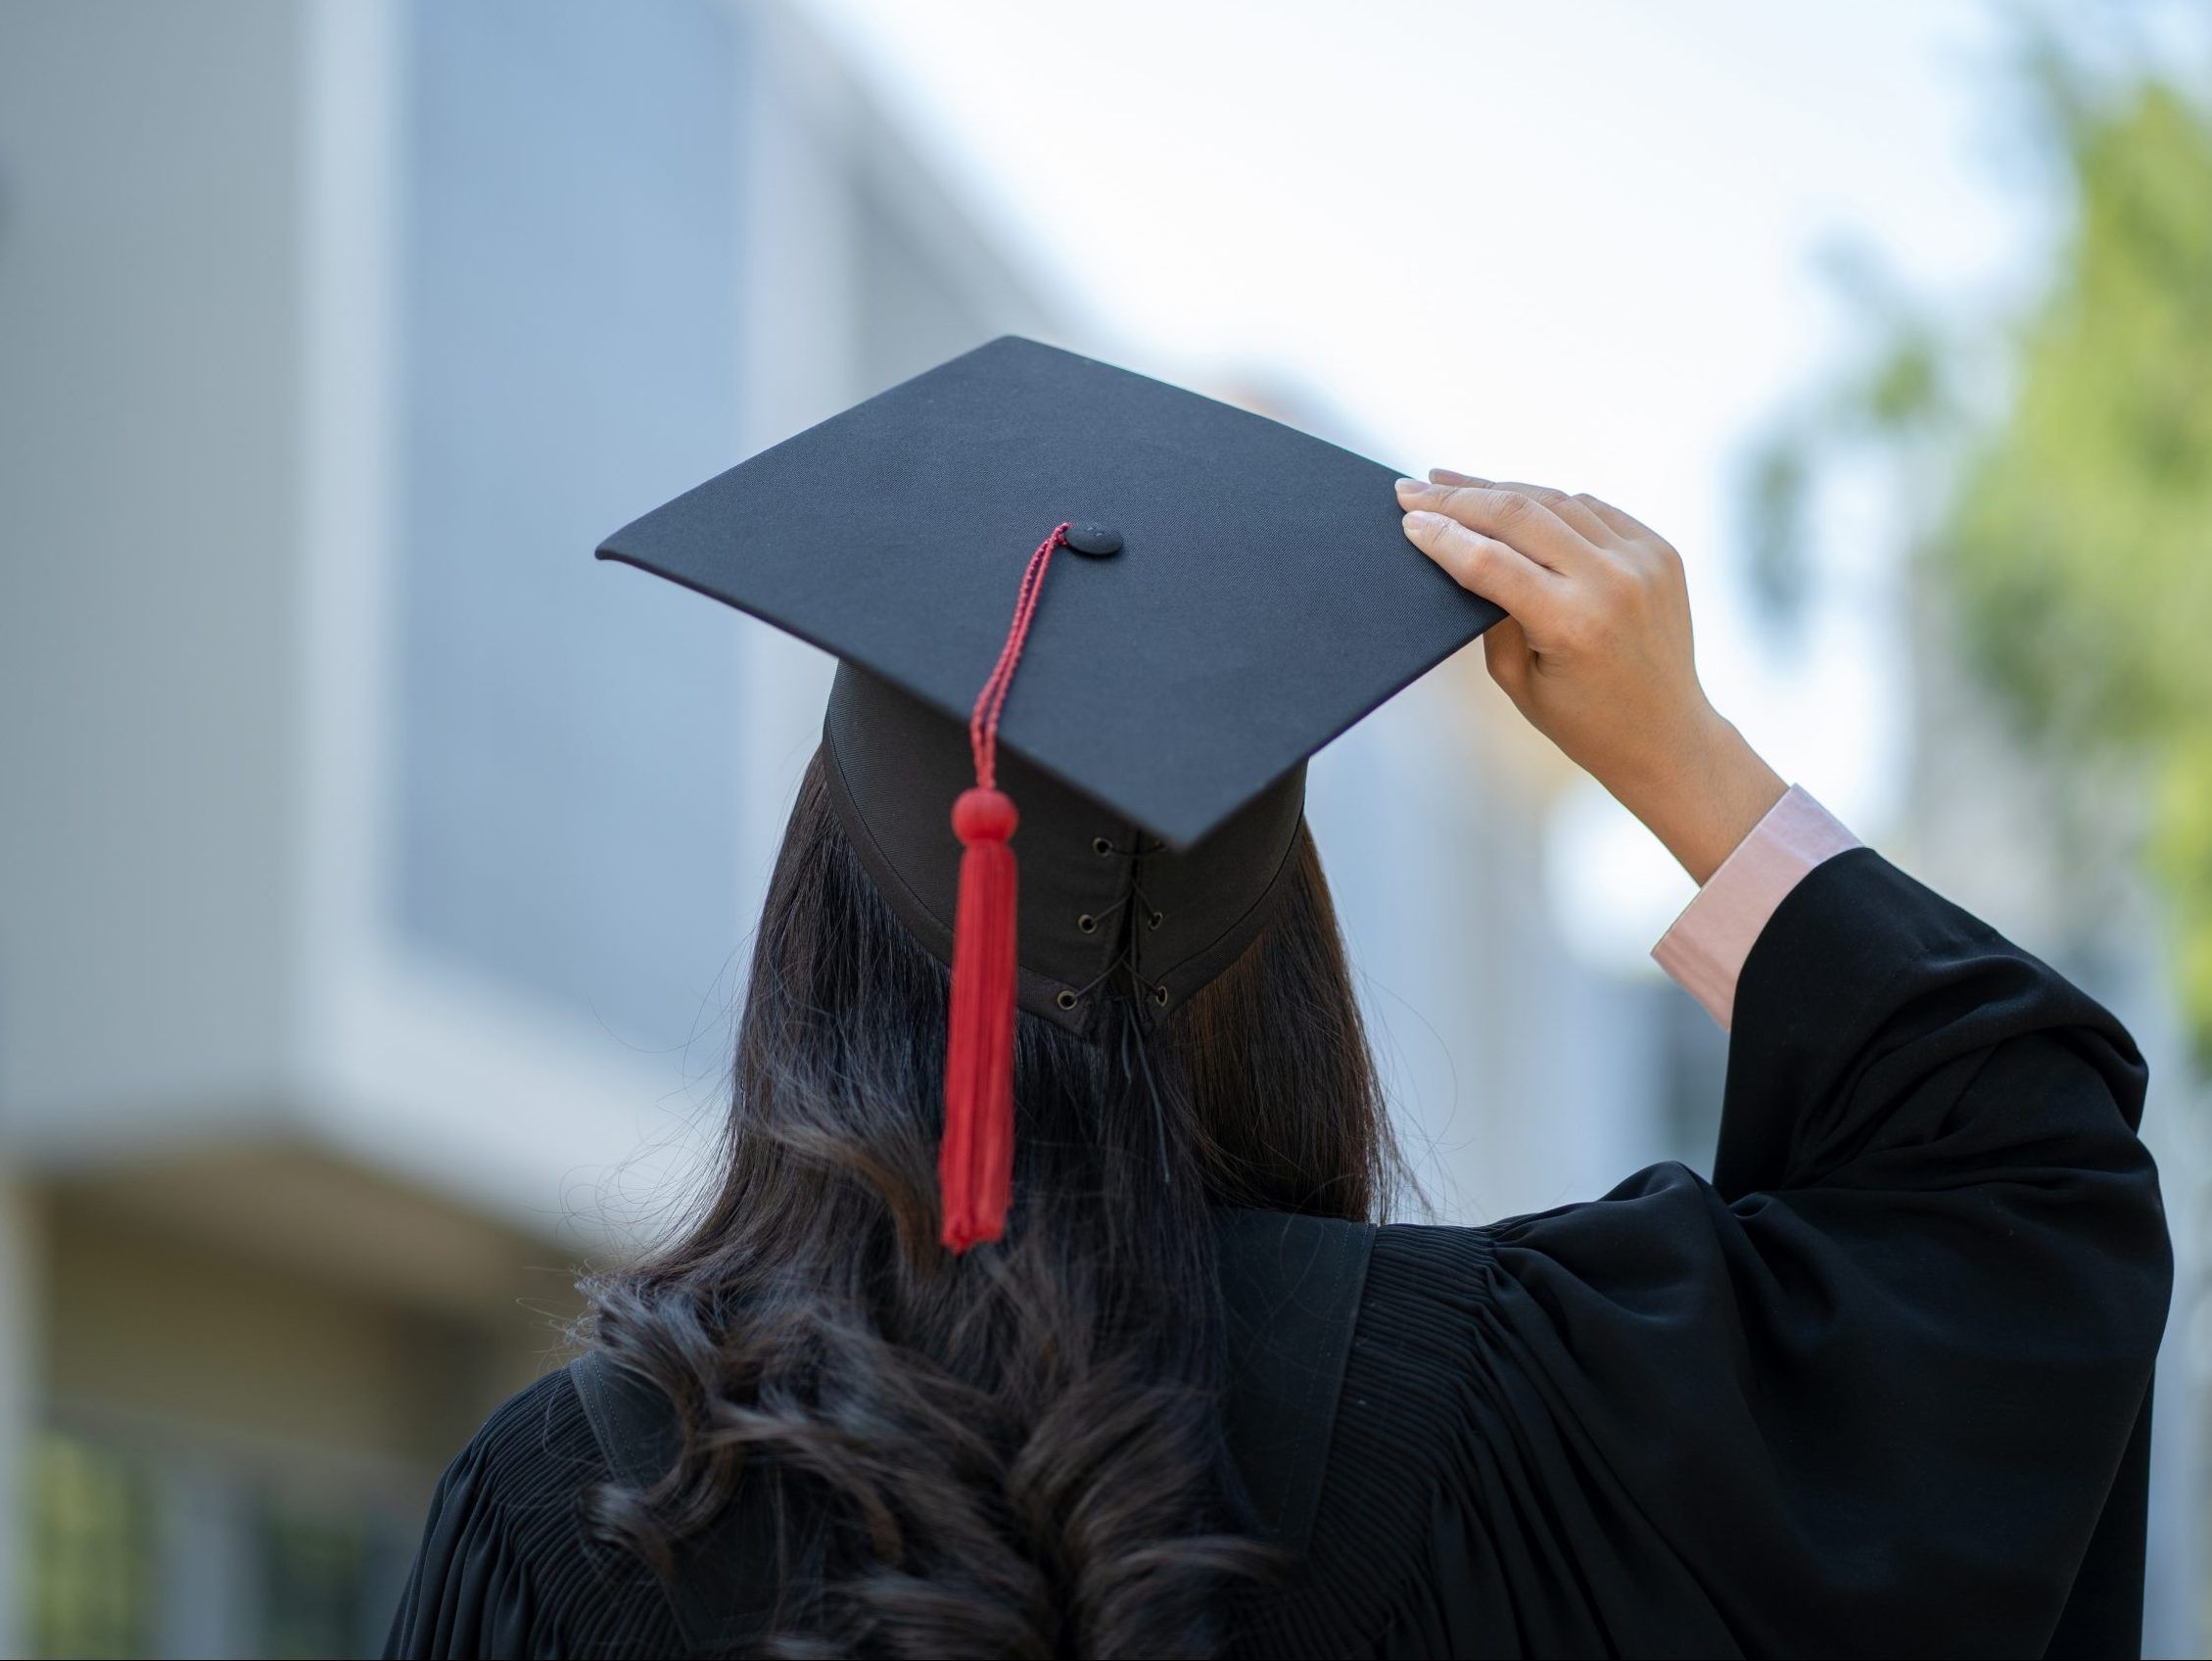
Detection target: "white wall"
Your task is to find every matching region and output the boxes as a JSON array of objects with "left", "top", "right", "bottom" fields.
[{"left": 0, "top": 0, "right": 307, "bottom": 1146}]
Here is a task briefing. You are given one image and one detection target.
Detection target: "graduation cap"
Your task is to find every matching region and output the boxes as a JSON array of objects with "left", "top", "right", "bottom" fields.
[{"left": 598, "top": 336, "right": 1501, "bottom": 1250}]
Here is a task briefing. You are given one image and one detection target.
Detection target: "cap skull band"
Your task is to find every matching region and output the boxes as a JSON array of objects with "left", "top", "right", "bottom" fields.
[{"left": 596, "top": 336, "right": 1504, "bottom": 1249}]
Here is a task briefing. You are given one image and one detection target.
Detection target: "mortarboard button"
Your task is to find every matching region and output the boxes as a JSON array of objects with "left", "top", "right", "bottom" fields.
[{"left": 1063, "top": 521, "right": 1123, "bottom": 557}]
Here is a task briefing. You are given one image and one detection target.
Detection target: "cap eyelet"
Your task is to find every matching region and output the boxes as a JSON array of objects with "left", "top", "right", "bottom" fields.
[
  {"left": 1076, "top": 913, "right": 1098, "bottom": 934},
  {"left": 1092, "top": 836, "right": 1113, "bottom": 857},
  {"left": 1149, "top": 911, "right": 1164, "bottom": 929},
  {"left": 1152, "top": 983, "right": 1170, "bottom": 1008},
  {"left": 1056, "top": 989, "right": 1080, "bottom": 1012}
]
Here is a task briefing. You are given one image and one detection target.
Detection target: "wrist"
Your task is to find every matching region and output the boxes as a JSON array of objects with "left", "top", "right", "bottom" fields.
[{"left": 1600, "top": 710, "right": 1786, "bottom": 884}]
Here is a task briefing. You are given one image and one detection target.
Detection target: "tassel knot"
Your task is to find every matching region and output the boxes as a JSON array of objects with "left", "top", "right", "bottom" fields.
[{"left": 952, "top": 786, "right": 1018, "bottom": 845}]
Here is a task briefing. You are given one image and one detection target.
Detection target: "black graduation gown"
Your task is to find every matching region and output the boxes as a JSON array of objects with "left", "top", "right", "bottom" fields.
[{"left": 385, "top": 850, "right": 2170, "bottom": 1658}]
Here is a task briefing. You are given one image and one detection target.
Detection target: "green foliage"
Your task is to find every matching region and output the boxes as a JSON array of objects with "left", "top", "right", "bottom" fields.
[
  {"left": 1941, "top": 78, "right": 2212, "bottom": 1050},
  {"left": 1757, "top": 65, "right": 2212, "bottom": 1054},
  {"left": 1863, "top": 333, "right": 1946, "bottom": 433},
  {"left": 1740, "top": 268, "right": 1953, "bottom": 637},
  {"left": 2159, "top": 735, "right": 2212, "bottom": 1050},
  {"left": 1744, "top": 438, "right": 1812, "bottom": 624},
  {"left": 1947, "top": 83, "right": 2212, "bottom": 741}
]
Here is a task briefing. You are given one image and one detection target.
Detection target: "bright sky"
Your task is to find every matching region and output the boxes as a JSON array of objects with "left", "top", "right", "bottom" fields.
[{"left": 789, "top": 0, "right": 2157, "bottom": 960}]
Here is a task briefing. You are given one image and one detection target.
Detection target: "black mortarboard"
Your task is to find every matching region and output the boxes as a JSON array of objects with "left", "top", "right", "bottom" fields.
[{"left": 598, "top": 336, "right": 1500, "bottom": 1248}]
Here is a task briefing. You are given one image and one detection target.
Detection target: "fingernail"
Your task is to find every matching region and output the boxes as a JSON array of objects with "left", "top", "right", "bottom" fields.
[
  {"left": 1394, "top": 477, "right": 1425, "bottom": 496},
  {"left": 1403, "top": 509, "right": 1443, "bottom": 532}
]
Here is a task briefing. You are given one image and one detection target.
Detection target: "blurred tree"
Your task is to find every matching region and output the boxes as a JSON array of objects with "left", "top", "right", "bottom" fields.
[
  {"left": 1757, "top": 65, "right": 2212, "bottom": 1056},
  {"left": 1944, "top": 73, "right": 2212, "bottom": 1053}
]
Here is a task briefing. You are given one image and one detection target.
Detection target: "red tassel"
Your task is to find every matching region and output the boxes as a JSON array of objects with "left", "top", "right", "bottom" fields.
[
  {"left": 937, "top": 523, "right": 1070, "bottom": 1253},
  {"left": 941, "top": 787, "right": 1018, "bottom": 1252}
]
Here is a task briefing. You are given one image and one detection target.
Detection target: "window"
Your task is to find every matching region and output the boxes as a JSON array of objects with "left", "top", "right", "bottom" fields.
[
  {"left": 28, "top": 1430, "right": 416, "bottom": 1660},
  {"left": 29, "top": 1434, "right": 155, "bottom": 1659}
]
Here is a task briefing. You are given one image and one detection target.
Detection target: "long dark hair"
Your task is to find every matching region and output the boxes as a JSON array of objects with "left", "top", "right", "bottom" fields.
[{"left": 585, "top": 752, "right": 1395, "bottom": 1656}]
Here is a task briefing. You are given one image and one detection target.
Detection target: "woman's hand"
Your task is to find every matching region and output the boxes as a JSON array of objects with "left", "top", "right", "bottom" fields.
[{"left": 1397, "top": 469, "right": 1785, "bottom": 884}]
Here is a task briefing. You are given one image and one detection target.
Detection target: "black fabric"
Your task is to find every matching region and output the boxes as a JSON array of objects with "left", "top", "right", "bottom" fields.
[
  {"left": 379, "top": 1359, "right": 670, "bottom": 1659},
  {"left": 2045, "top": 1391, "right": 2153, "bottom": 1661},
  {"left": 824, "top": 667, "right": 1307, "bottom": 1031},
  {"left": 1213, "top": 1211, "right": 1376, "bottom": 1553},
  {"left": 570, "top": 1352, "right": 798, "bottom": 1656},
  {"left": 595, "top": 336, "right": 1502, "bottom": 850},
  {"left": 387, "top": 851, "right": 2170, "bottom": 1659}
]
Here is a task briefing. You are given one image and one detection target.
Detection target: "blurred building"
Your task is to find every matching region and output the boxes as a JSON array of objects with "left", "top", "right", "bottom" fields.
[
  {"left": 0, "top": 1, "right": 1064, "bottom": 1651},
  {"left": 0, "top": 2, "right": 1675, "bottom": 1656}
]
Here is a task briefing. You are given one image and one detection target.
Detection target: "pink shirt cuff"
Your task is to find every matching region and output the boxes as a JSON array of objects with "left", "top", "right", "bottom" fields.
[{"left": 1651, "top": 785, "right": 1860, "bottom": 1031}]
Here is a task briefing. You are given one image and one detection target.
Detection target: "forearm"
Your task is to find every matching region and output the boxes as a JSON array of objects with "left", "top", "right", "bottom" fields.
[{"left": 1598, "top": 709, "right": 1785, "bottom": 885}]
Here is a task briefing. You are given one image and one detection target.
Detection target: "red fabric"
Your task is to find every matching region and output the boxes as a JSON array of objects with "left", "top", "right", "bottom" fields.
[{"left": 940, "top": 524, "right": 1070, "bottom": 1252}]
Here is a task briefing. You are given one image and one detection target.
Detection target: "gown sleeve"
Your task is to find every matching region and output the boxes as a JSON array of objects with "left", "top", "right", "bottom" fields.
[{"left": 1369, "top": 849, "right": 2171, "bottom": 1659}]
